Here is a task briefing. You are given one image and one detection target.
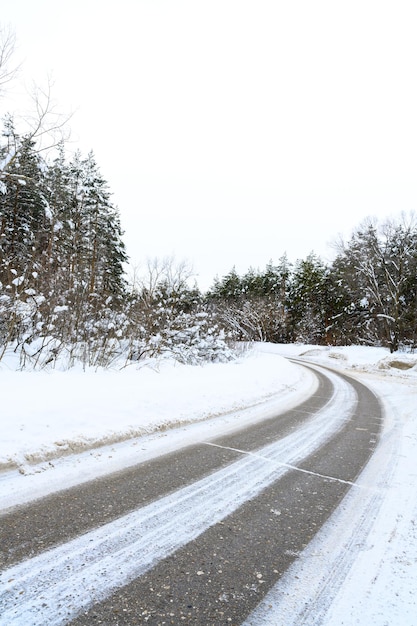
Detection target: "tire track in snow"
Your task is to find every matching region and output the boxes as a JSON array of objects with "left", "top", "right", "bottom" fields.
[
  {"left": 71, "top": 366, "right": 381, "bottom": 626},
  {"left": 243, "top": 377, "right": 393, "bottom": 626},
  {"left": 0, "top": 366, "right": 356, "bottom": 626}
]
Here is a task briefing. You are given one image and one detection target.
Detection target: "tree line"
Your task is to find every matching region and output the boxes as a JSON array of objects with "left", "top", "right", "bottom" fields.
[
  {"left": 207, "top": 214, "right": 417, "bottom": 354},
  {"left": 1, "top": 110, "right": 416, "bottom": 368}
]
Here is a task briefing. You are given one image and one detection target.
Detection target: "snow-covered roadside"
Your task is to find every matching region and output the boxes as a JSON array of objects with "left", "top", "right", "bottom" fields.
[
  {"left": 0, "top": 349, "right": 315, "bottom": 511},
  {"left": 245, "top": 344, "right": 417, "bottom": 626},
  {"left": 319, "top": 374, "right": 417, "bottom": 626}
]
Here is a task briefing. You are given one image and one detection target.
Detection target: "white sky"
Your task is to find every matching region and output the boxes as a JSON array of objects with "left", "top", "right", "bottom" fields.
[{"left": 1, "top": 0, "right": 417, "bottom": 290}]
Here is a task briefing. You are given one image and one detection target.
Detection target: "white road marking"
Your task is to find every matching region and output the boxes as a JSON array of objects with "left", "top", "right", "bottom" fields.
[{"left": 203, "top": 441, "right": 363, "bottom": 487}]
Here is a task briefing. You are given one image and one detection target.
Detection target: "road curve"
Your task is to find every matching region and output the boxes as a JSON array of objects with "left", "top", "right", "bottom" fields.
[{"left": 0, "top": 361, "right": 382, "bottom": 626}]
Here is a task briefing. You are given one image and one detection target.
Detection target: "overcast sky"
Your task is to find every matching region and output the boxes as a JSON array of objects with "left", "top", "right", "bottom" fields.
[{"left": 2, "top": 0, "right": 417, "bottom": 289}]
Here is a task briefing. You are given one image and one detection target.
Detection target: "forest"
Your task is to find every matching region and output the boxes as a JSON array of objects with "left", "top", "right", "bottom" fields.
[
  {"left": 206, "top": 221, "right": 417, "bottom": 354},
  {"left": 1, "top": 111, "right": 416, "bottom": 369}
]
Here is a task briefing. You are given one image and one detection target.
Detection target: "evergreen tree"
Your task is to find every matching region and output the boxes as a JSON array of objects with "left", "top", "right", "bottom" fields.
[
  {"left": 0, "top": 121, "right": 47, "bottom": 289},
  {"left": 288, "top": 253, "right": 331, "bottom": 344},
  {"left": 332, "top": 216, "right": 417, "bottom": 351},
  {"left": 65, "top": 151, "right": 127, "bottom": 305},
  {"left": 207, "top": 257, "right": 292, "bottom": 343},
  {"left": 0, "top": 119, "right": 52, "bottom": 347},
  {"left": 208, "top": 267, "right": 244, "bottom": 302},
  {"left": 0, "top": 117, "right": 129, "bottom": 365},
  {"left": 127, "top": 259, "right": 230, "bottom": 363}
]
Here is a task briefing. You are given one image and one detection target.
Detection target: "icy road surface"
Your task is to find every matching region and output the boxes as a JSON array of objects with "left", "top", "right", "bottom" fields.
[{"left": 1, "top": 344, "right": 416, "bottom": 624}]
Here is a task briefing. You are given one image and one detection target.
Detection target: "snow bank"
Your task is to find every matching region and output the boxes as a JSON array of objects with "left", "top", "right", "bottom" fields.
[{"left": 0, "top": 350, "right": 313, "bottom": 492}]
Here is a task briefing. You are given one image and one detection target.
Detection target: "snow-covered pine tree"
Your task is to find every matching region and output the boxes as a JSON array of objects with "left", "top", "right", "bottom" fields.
[
  {"left": 0, "top": 117, "right": 52, "bottom": 350},
  {"left": 331, "top": 215, "right": 417, "bottom": 352},
  {"left": 53, "top": 150, "right": 128, "bottom": 364},
  {"left": 126, "top": 258, "right": 232, "bottom": 364},
  {"left": 0, "top": 123, "right": 129, "bottom": 366},
  {"left": 288, "top": 252, "right": 331, "bottom": 344},
  {"left": 206, "top": 257, "right": 292, "bottom": 343}
]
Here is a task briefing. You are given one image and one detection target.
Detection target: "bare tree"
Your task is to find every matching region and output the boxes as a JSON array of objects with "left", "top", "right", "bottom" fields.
[
  {"left": 1, "top": 78, "right": 73, "bottom": 179},
  {"left": 131, "top": 256, "right": 194, "bottom": 306},
  {"left": 21, "top": 79, "right": 72, "bottom": 151},
  {"left": 0, "top": 25, "right": 73, "bottom": 197},
  {"left": 0, "top": 26, "right": 19, "bottom": 94}
]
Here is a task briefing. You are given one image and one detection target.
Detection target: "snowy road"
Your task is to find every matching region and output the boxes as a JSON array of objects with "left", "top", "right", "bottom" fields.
[{"left": 0, "top": 362, "right": 382, "bottom": 625}]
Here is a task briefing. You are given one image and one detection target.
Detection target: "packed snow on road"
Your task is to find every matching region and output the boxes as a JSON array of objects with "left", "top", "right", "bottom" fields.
[{"left": 1, "top": 343, "right": 416, "bottom": 625}]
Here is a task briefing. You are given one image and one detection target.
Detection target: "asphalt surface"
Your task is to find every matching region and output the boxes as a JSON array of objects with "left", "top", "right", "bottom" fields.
[{"left": 0, "top": 362, "right": 382, "bottom": 625}]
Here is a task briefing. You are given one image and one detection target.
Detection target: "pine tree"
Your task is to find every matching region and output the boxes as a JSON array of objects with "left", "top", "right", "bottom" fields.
[
  {"left": 288, "top": 253, "right": 331, "bottom": 344},
  {"left": 0, "top": 120, "right": 129, "bottom": 365},
  {"left": 206, "top": 258, "right": 292, "bottom": 343},
  {"left": 0, "top": 118, "right": 53, "bottom": 348},
  {"left": 332, "top": 216, "right": 417, "bottom": 351}
]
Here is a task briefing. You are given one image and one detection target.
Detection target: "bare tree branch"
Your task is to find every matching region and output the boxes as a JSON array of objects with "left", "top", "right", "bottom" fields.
[
  {"left": 0, "top": 26, "right": 19, "bottom": 93},
  {"left": 1, "top": 78, "right": 73, "bottom": 181},
  {"left": 132, "top": 256, "right": 194, "bottom": 305},
  {"left": 22, "top": 78, "right": 73, "bottom": 150}
]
